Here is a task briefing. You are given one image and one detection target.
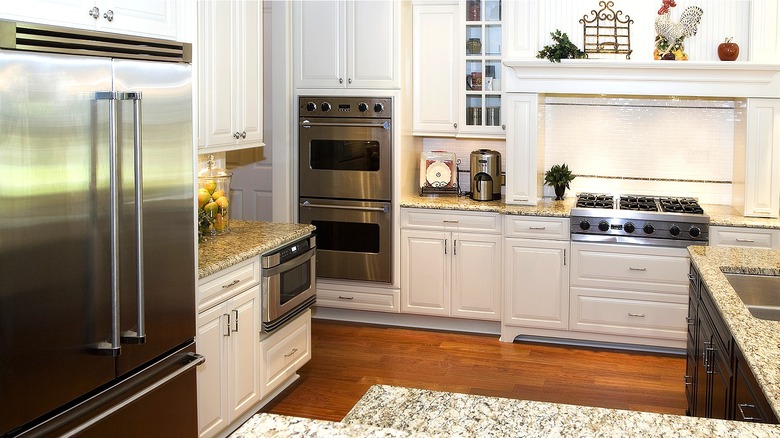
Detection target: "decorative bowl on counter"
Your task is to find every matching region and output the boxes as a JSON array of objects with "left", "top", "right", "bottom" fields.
[{"left": 198, "top": 154, "right": 232, "bottom": 240}]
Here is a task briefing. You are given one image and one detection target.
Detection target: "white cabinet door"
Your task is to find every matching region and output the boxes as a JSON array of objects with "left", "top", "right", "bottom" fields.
[
  {"left": 412, "top": 3, "right": 459, "bottom": 135},
  {"left": 741, "top": 98, "right": 780, "bottom": 218},
  {"left": 227, "top": 286, "right": 261, "bottom": 421},
  {"left": 504, "top": 238, "right": 569, "bottom": 330},
  {"left": 293, "top": 0, "right": 397, "bottom": 89},
  {"left": 198, "top": 0, "right": 264, "bottom": 152},
  {"left": 0, "top": 0, "right": 178, "bottom": 40},
  {"left": 451, "top": 233, "right": 502, "bottom": 320},
  {"left": 196, "top": 303, "right": 229, "bottom": 438},
  {"left": 260, "top": 310, "right": 312, "bottom": 396},
  {"left": 504, "top": 93, "right": 539, "bottom": 205},
  {"left": 401, "top": 229, "right": 450, "bottom": 316},
  {"left": 709, "top": 226, "right": 780, "bottom": 249}
]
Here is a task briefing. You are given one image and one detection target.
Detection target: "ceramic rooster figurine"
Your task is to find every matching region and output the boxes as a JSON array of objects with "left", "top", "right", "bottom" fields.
[{"left": 654, "top": 0, "right": 704, "bottom": 60}]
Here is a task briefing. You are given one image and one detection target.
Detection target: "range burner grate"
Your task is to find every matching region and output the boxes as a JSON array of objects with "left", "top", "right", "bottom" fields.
[
  {"left": 619, "top": 195, "right": 658, "bottom": 212},
  {"left": 659, "top": 197, "right": 704, "bottom": 214},
  {"left": 575, "top": 193, "right": 614, "bottom": 209}
]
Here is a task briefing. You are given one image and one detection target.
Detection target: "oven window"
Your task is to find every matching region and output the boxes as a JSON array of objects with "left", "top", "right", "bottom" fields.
[
  {"left": 280, "top": 259, "right": 312, "bottom": 305},
  {"left": 309, "top": 140, "right": 380, "bottom": 171},
  {"left": 311, "top": 220, "right": 380, "bottom": 253}
]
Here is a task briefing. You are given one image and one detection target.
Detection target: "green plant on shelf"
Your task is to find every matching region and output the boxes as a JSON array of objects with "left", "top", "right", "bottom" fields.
[{"left": 537, "top": 30, "right": 586, "bottom": 63}]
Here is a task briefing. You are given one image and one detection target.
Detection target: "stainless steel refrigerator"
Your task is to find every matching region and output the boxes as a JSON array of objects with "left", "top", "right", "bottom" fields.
[{"left": 0, "top": 23, "right": 201, "bottom": 437}]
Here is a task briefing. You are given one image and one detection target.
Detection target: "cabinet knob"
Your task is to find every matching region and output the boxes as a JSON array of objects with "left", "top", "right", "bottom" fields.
[
  {"left": 240, "top": 131, "right": 246, "bottom": 139},
  {"left": 339, "top": 78, "right": 343, "bottom": 84},
  {"left": 453, "top": 123, "right": 458, "bottom": 129},
  {"left": 233, "top": 132, "right": 240, "bottom": 139},
  {"left": 103, "top": 9, "right": 114, "bottom": 22},
  {"left": 88, "top": 6, "right": 100, "bottom": 19},
  {"left": 502, "top": 124, "right": 506, "bottom": 130},
  {"left": 348, "top": 78, "right": 352, "bottom": 84}
]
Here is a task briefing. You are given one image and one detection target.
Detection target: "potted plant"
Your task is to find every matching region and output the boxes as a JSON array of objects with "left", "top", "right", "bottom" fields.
[
  {"left": 537, "top": 30, "right": 586, "bottom": 63},
  {"left": 544, "top": 163, "right": 575, "bottom": 200}
]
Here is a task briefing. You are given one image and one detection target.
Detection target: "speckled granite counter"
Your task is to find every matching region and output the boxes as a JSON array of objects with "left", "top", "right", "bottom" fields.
[
  {"left": 230, "top": 413, "right": 428, "bottom": 438},
  {"left": 198, "top": 220, "right": 315, "bottom": 279},
  {"left": 401, "top": 195, "right": 780, "bottom": 228},
  {"left": 688, "top": 246, "right": 780, "bottom": 418}
]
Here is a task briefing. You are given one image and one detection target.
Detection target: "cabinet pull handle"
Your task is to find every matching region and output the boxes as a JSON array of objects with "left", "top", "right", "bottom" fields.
[
  {"left": 629, "top": 267, "right": 647, "bottom": 271},
  {"left": 453, "top": 240, "right": 457, "bottom": 255},
  {"left": 88, "top": 6, "right": 100, "bottom": 19},
  {"left": 224, "top": 314, "right": 231, "bottom": 337},
  {"left": 103, "top": 9, "right": 114, "bottom": 22},
  {"left": 735, "top": 238, "right": 755, "bottom": 243},
  {"left": 443, "top": 220, "right": 459, "bottom": 223},
  {"left": 529, "top": 226, "right": 546, "bottom": 230},
  {"left": 222, "top": 279, "right": 240, "bottom": 289},
  {"left": 232, "top": 309, "right": 239, "bottom": 333},
  {"left": 686, "top": 316, "right": 695, "bottom": 326},
  {"left": 687, "top": 273, "right": 695, "bottom": 280},
  {"left": 284, "top": 348, "right": 299, "bottom": 358},
  {"left": 337, "top": 295, "right": 354, "bottom": 300},
  {"left": 444, "top": 239, "right": 447, "bottom": 255},
  {"left": 628, "top": 312, "right": 645, "bottom": 318},
  {"left": 684, "top": 375, "right": 692, "bottom": 386},
  {"left": 737, "top": 403, "right": 762, "bottom": 422}
]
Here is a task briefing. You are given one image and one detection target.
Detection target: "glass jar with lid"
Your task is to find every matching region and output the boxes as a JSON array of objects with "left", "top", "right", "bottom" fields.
[{"left": 197, "top": 155, "right": 232, "bottom": 239}]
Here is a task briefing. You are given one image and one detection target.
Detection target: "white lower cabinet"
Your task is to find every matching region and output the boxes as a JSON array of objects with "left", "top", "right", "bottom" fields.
[
  {"left": 401, "top": 208, "right": 502, "bottom": 321},
  {"left": 709, "top": 225, "right": 780, "bottom": 249},
  {"left": 501, "top": 216, "right": 570, "bottom": 341},
  {"left": 260, "top": 309, "right": 312, "bottom": 395},
  {"left": 196, "top": 285, "right": 261, "bottom": 438}
]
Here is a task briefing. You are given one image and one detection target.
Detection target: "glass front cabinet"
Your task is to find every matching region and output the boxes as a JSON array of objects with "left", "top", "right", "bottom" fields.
[{"left": 461, "top": 0, "right": 504, "bottom": 136}]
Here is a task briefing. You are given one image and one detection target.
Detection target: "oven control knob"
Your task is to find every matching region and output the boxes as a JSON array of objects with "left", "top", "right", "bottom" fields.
[
  {"left": 598, "top": 220, "right": 610, "bottom": 232},
  {"left": 624, "top": 222, "right": 635, "bottom": 233},
  {"left": 689, "top": 226, "right": 701, "bottom": 238},
  {"left": 579, "top": 220, "right": 591, "bottom": 230},
  {"left": 358, "top": 102, "right": 369, "bottom": 112},
  {"left": 305, "top": 101, "right": 317, "bottom": 112},
  {"left": 374, "top": 102, "right": 385, "bottom": 113},
  {"left": 643, "top": 223, "right": 655, "bottom": 234},
  {"left": 321, "top": 102, "right": 332, "bottom": 112},
  {"left": 670, "top": 225, "right": 681, "bottom": 236}
]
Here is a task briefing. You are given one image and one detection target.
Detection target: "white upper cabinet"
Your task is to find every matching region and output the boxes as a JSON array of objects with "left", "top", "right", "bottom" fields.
[
  {"left": 197, "top": 0, "right": 263, "bottom": 152},
  {"left": 293, "top": 0, "right": 399, "bottom": 89},
  {"left": 0, "top": 0, "right": 179, "bottom": 40}
]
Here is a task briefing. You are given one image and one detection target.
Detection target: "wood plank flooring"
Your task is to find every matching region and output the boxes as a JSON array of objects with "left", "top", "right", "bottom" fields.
[{"left": 260, "top": 319, "right": 687, "bottom": 422}]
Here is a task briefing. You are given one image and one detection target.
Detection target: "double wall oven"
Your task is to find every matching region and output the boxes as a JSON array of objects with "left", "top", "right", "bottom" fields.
[{"left": 298, "top": 96, "right": 393, "bottom": 283}]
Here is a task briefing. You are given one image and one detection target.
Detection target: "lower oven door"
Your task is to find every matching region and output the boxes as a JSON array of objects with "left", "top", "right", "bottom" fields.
[
  {"left": 299, "top": 198, "right": 392, "bottom": 283},
  {"left": 262, "top": 245, "right": 316, "bottom": 331}
]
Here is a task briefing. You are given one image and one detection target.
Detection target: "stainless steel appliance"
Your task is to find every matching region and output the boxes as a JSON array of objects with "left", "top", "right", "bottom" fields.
[
  {"left": 470, "top": 149, "right": 502, "bottom": 201},
  {"left": 298, "top": 96, "right": 393, "bottom": 283},
  {"left": 0, "top": 22, "right": 201, "bottom": 437},
  {"left": 570, "top": 193, "right": 709, "bottom": 247},
  {"left": 261, "top": 236, "right": 317, "bottom": 333}
]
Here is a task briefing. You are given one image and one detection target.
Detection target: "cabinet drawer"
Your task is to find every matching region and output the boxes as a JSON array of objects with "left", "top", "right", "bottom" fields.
[
  {"left": 260, "top": 309, "right": 311, "bottom": 395},
  {"left": 504, "top": 216, "right": 569, "bottom": 240},
  {"left": 710, "top": 226, "right": 780, "bottom": 249},
  {"left": 198, "top": 258, "right": 260, "bottom": 312},
  {"left": 570, "top": 242, "right": 689, "bottom": 295},
  {"left": 570, "top": 287, "right": 687, "bottom": 340},
  {"left": 401, "top": 208, "right": 501, "bottom": 233},
  {"left": 316, "top": 288, "right": 400, "bottom": 313}
]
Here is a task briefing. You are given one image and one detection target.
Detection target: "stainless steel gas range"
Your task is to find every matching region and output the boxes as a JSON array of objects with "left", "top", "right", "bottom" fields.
[{"left": 570, "top": 193, "right": 709, "bottom": 248}]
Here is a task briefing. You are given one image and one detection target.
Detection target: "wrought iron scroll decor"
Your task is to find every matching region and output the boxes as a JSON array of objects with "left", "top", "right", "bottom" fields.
[{"left": 579, "top": 1, "right": 633, "bottom": 59}]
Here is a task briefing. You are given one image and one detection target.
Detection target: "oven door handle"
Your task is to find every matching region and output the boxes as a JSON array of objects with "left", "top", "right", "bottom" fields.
[
  {"left": 300, "top": 201, "right": 391, "bottom": 214},
  {"left": 262, "top": 247, "right": 316, "bottom": 277},
  {"left": 300, "top": 119, "right": 390, "bottom": 130}
]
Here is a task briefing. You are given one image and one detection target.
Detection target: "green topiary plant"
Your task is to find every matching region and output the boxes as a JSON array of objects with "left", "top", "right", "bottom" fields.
[
  {"left": 544, "top": 163, "right": 576, "bottom": 200},
  {"left": 537, "top": 30, "right": 586, "bottom": 63}
]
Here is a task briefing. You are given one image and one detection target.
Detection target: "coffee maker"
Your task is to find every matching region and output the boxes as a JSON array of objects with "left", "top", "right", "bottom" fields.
[{"left": 469, "top": 149, "right": 501, "bottom": 201}]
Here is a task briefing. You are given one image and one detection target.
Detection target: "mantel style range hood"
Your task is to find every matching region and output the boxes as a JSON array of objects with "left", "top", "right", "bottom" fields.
[{"left": 502, "top": 59, "right": 780, "bottom": 99}]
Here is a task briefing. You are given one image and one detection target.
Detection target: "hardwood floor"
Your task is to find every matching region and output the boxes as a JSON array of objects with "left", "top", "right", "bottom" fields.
[{"left": 260, "top": 319, "right": 687, "bottom": 422}]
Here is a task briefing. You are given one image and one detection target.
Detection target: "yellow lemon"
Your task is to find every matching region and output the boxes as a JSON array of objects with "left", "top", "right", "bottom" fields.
[{"left": 203, "top": 180, "right": 217, "bottom": 194}]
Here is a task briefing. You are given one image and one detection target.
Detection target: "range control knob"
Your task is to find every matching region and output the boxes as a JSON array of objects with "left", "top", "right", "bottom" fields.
[
  {"left": 669, "top": 225, "right": 681, "bottom": 236},
  {"left": 643, "top": 223, "right": 655, "bottom": 234},
  {"left": 598, "top": 220, "right": 610, "bottom": 232},
  {"left": 321, "top": 102, "right": 332, "bottom": 112},
  {"left": 689, "top": 226, "right": 701, "bottom": 238},
  {"left": 374, "top": 102, "right": 385, "bottom": 113},
  {"left": 305, "top": 101, "right": 317, "bottom": 112},
  {"left": 358, "top": 102, "right": 369, "bottom": 112},
  {"left": 624, "top": 222, "right": 635, "bottom": 233},
  {"left": 579, "top": 220, "right": 591, "bottom": 230}
]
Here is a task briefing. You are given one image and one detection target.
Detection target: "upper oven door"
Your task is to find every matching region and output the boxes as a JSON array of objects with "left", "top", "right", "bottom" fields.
[{"left": 299, "top": 117, "right": 392, "bottom": 201}]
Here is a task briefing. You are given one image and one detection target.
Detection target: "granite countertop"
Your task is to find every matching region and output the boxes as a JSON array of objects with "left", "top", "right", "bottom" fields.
[
  {"left": 688, "top": 246, "right": 780, "bottom": 417},
  {"left": 400, "top": 195, "right": 780, "bottom": 228},
  {"left": 198, "top": 220, "right": 315, "bottom": 279}
]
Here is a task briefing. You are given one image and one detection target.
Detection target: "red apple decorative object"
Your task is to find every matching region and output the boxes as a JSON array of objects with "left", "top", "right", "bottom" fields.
[{"left": 718, "top": 37, "right": 739, "bottom": 61}]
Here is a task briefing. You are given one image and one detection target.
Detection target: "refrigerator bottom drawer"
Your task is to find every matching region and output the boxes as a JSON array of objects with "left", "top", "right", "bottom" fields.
[{"left": 17, "top": 342, "right": 203, "bottom": 438}]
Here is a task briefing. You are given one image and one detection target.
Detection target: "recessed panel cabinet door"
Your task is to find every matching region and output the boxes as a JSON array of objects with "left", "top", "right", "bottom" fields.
[
  {"left": 228, "top": 286, "right": 262, "bottom": 420},
  {"left": 196, "top": 304, "right": 229, "bottom": 438},
  {"left": 451, "top": 233, "right": 501, "bottom": 320},
  {"left": 401, "top": 229, "right": 450, "bottom": 316}
]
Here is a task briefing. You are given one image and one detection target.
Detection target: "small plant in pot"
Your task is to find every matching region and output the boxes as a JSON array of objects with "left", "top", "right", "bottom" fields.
[{"left": 544, "top": 163, "right": 575, "bottom": 200}]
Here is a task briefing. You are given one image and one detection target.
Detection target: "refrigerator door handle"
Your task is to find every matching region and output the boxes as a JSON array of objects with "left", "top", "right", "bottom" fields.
[
  {"left": 92, "top": 91, "right": 122, "bottom": 357},
  {"left": 119, "top": 91, "right": 147, "bottom": 345}
]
